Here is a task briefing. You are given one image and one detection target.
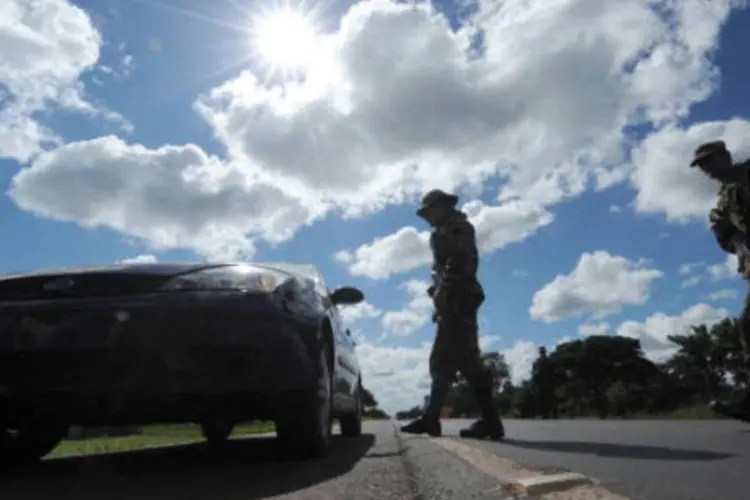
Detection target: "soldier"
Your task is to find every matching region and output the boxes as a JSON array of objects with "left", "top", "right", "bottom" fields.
[
  {"left": 400, "top": 189, "right": 505, "bottom": 439},
  {"left": 531, "top": 346, "right": 557, "bottom": 419},
  {"left": 690, "top": 140, "right": 750, "bottom": 421}
]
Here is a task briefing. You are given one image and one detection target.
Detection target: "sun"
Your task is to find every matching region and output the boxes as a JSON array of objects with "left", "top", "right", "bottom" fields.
[{"left": 251, "top": 7, "right": 321, "bottom": 72}]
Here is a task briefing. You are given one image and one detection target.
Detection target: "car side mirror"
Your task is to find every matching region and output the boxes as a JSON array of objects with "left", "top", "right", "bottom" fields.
[{"left": 330, "top": 286, "right": 364, "bottom": 305}]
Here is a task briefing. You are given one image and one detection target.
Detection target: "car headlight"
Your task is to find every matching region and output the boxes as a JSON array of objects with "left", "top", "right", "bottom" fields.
[{"left": 161, "top": 265, "right": 288, "bottom": 293}]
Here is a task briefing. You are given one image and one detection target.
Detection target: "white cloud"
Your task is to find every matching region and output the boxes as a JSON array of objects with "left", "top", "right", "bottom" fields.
[
  {"left": 380, "top": 280, "right": 433, "bottom": 337},
  {"left": 616, "top": 303, "right": 730, "bottom": 361},
  {"left": 680, "top": 275, "right": 703, "bottom": 289},
  {"left": 9, "top": 136, "right": 324, "bottom": 259},
  {"left": 0, "top": 0, "right": 130, "bottom": 162},
  {"left": 676, "top": 255, "right": 740, "bottom": 288},
  {"left": 707, "top": 254, "right": 739, "bottom": 281},
  {"left": 118, "top": 254, "right": 158, "bottom": 264},
  {"left": 339, "top": 301, "right": 382, "bottom": 327},
  {"left": 336, "top": 227, "right": 430, "bottom": 280},
  {"left": 608, "top": 205, "right": 623, "bottom": 214},
  {"left": 7, "top": 0, "right": 745, "bottom": 262},
  {"left": 679, "top": 261, "right": 705, "bottom": 276},
  {"left": 578, "top": 321, "right": 610, "bottom": 337},
  {"left": 708, "top": 288, "right": 740, "bottom": 301},
  {"left": 502, "top": 339, "right": 539, "bottom": 385},
  {"left": 530, "top": 251, "right": 663, "bottom": 322},
  {"left": 338, "top": 198, "right": 554, "bottom": 279},
  {"left": 630, "top": 119, "right": 750, "bottom": 222}
]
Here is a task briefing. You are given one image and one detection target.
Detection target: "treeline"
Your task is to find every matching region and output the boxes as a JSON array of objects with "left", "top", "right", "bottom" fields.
[
  {"left": 360, "top": 386, "right": 391, "bottom": 419},
  {"left": 395, "top": 317, "right": 746, "bottom": 420}
]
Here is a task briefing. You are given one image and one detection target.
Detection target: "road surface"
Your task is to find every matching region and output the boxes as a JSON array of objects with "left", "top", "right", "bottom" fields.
[{"left": 0, "top": 419, "right": 746, "bottom": 499}]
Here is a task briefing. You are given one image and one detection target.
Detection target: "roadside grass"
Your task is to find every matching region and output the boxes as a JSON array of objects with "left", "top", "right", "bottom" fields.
[{"left": 47, "top": 421, "right": 276, "bottom": 459}]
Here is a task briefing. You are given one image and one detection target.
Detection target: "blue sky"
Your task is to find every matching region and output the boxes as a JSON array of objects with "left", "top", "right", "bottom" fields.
[{"left": 2, "top": 0, "right": 750, "bottom": 413}]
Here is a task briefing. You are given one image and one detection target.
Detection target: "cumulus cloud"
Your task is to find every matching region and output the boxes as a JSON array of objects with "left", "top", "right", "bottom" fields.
[
  {"left": 335, "top": 227, "right": 430, "bottom": 280},
  {"left": 118, "top": 254, "right": 158, "bottom": 264},
  {"left": 380, "top": 280, "right": 433, "bottom": 337},
  {"left": 337, "top": 199, "right": 554, "bottom": 279},
  {"left": 8, "top": 0, "right": 744, "bottom": 259},
  {"left": 0, "top": 0, "right": 130, "bottom": 162},
  {"left": 339, "top": 301, "right": 382, "bottom": 327},
  {"left": 630, "top": 119, "right": 750, "bottom": 222},
  {"left": 708, "top": 288, "right": 740, "bottom": 301},
  {"left": 616, "top": 303, "right": 729, "bottom": 361},
  {"left": 578, "top": 322, "right": 610, "bottom": 337},
  {"left": 502, "top": 339, "right": 539, "bottom": 385},
  {"left": 707, "top": 254, "right": 739, "bottom": 281},
  {"left": 677, "top": 254, "right": 740, "bottom": 288},
  {"left": 9, "top": 136, "right": 323, "bottom": 259},
  {"left": 530, "top": 251, "right": 663, "bottom": 322}
]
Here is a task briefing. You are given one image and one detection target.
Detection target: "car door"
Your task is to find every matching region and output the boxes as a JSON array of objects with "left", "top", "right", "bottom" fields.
[
  {"left": 308, "top": 272, "right": 356, "bottom": 407},
  {"left": 328, "top": 294, "right": 359, "bottom": 392}
]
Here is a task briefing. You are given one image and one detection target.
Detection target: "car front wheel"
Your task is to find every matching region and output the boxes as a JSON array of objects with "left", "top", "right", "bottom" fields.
[
  {"left": 275, "top": 337, "right": 333, "bottom": 459},
  {"left": 201, "top": 419, "right": 234, "bottom": 444},
  {"left": 339, "top": 382, "right": 362, "bottom": 437}
]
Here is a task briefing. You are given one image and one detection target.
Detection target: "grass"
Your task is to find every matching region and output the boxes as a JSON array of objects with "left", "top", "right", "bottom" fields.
[{"left": 47, "top": 421, "right": 276, "bottom": 459}]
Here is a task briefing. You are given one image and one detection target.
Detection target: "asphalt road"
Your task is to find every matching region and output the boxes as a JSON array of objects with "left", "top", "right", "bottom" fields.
[
  {"left": 0, "top": 419, "right": 746, "bottom": 500},
  {"left": 440, "top": 418, "right": 750, "bottom": 500}
]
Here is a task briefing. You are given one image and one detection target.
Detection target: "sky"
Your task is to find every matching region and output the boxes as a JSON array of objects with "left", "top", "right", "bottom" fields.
[{"left": 2, "top": 0, "right": 750, "bottom": 415}]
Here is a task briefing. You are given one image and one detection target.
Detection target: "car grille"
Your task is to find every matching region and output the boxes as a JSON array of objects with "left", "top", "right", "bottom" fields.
[{"left": 0, "top": 273, "right": 171, "bottom": 301}]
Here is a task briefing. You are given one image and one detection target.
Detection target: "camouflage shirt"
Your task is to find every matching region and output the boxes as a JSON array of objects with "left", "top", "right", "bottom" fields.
[
  {"left": 712, "top": 162, "right": 750, "bottom": 250},
  {"left": 429, "top": 210, "right": 480, "bottom": 293}
]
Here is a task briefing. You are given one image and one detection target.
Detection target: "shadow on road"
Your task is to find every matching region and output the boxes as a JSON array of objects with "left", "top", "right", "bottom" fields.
[
  {"left": 0, "top": 434, "right": 376, "bottom": 500},
  {"left": 503, "top": 439, "right": 734, "bottom": 461}
]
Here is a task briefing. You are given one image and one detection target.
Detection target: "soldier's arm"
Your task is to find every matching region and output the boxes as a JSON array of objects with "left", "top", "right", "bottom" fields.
[
  {"left": 441, "top": 220, "right": 478, "bottom": 286},
  {"left": 710, "top": 204, "right": 737, "bottom": 254},
  {"left": 717, "top": 162, "right": 750, "bottom": 184}
]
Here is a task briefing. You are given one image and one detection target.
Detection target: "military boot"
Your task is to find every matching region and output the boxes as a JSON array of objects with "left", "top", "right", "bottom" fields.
[
  {"left": 460, "top": 376, "right": 505, "bottom": 440},
  {"left": 400, "top": 416, "right": 442, "bottom": 437},
  {"left": 459, "top": 418, "right": 505, "bottom": 440}
]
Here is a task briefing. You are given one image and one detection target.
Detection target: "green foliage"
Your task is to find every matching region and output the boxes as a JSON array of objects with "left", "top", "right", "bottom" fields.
[{"left": 394, "top": 317, "right": 747, "bottom": 419}]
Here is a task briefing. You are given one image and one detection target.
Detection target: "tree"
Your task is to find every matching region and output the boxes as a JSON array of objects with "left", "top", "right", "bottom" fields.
[
  {"left": 547, "top": 335, "right": 662, "bottom": 418},
  {"left": 361, "top": 387, "right": 378, "bottom": 409},
  {"left": 667, "top": 324, "right": 728, "bottom": 403}
]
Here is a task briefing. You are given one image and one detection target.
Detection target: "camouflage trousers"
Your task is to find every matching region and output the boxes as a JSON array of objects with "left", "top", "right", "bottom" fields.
[
  {"left": 738, "top": 283, "right": 750, "bottom": 376},
  {"left": 425, "top": 306, "right": 496, "bottom": 419}
]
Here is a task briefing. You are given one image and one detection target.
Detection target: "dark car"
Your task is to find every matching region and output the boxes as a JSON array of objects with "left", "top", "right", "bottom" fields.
[{"left": 0, "top": 261, "right": 366, "bottom": 463}]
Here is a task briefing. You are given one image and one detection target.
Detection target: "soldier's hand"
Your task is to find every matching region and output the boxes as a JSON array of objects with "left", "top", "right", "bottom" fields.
[{"left": 740, "top": 257, "right": 750, "bottom": 279}]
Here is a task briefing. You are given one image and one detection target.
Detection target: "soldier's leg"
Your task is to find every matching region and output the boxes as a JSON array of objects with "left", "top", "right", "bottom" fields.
[
  {"left": 451, "top": 312, "right": 504, "bottom": 439},
  {"left": 425, "top": 320, "right": 460, "bottom": 419},
  {"left": 400, "top": 321, "right": 458, "bottom": 436}
]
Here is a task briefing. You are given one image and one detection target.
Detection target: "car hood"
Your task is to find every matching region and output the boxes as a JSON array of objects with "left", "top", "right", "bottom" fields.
[{"left": 0, "top": 262, "right": 230, "bottom": 282}]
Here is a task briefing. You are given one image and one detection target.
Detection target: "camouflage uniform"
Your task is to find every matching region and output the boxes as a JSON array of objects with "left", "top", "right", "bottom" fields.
[
  {"left": 692, "top": 141, "right": 750, "bottom": 417},
  {"left": 401, "top": 189, "right": 504, "bottom": 439}
]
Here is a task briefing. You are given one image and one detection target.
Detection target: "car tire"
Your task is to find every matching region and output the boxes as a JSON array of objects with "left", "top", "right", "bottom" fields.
[
  {"left": 339, "top": 382, "right": 362, "bottom": 437},
  {"left": 0, "top": 420, "right": 67, "bottom": 466},
  {"left": 200, "top": 419, "right": 234, "bottom": 444},
  {"left": 275, "top": 336, "right": 333, "bottom": 459}
]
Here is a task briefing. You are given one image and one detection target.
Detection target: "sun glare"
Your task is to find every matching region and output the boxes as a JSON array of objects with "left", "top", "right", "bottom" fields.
[{"left": 251, "top": 7, "right": 321, "bottom": 72}]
